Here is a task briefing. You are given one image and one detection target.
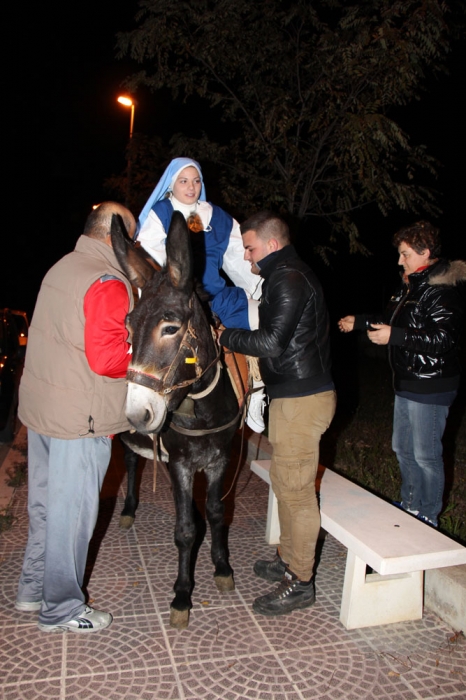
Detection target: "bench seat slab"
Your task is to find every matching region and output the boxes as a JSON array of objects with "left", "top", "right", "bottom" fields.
[{"left": 250, "top": 459, "right": 466, "bottom": 630}]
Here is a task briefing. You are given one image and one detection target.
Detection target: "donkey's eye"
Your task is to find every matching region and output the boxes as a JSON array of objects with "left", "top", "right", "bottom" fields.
[{"left": 162, "top": 325, "right": 181, "bottom": 336}]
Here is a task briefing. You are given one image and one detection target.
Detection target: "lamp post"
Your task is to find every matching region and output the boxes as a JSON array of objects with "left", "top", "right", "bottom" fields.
[
  {"left": 117, "top": 96, "right": 136, "bottom": 206},
  {"left": 117, "top": 95, "right": 135, "bottom": 139}
]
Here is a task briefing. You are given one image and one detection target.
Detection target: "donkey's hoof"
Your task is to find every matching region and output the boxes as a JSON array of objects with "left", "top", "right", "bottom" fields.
[
  {"left": 119, "top": 515, "right": 135, "bottom": 530},
  {"left": 214, "top": 574, "right": 235, "bottom": 592},
  {"left": 170, "top": 606, "right": 190, "bottom": 629}
]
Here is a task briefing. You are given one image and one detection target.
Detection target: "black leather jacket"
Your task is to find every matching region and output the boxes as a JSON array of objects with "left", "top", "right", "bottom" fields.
[
  {"left": 221, "top": 245, "right": 332, "bottom": 399},
  {"left": 356, "top": 259, "right": 466, "bottom": 394}
]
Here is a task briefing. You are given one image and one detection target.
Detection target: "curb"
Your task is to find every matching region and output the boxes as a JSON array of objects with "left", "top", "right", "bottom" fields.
[{"left": 425, "top": 565, "right": 466, "bottom": 632}]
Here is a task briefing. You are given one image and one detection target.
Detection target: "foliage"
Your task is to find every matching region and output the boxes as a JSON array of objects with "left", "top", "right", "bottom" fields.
[
  {"left": 117, "top": 0, "right": 460, "bottom": 249},
  {"left": 6, "top": 458, "right": 27, "bottom": 489},
  {"left": 0, "top": 509, "right": 14, "bottom": 533}
]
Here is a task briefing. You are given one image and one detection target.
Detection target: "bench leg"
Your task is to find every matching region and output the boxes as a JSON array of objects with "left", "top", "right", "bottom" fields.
[
  {"left": 265, "top": 486, "right": 280, "bottom": 545},
  {"left": 339, "top": 551, "right": 423, "bottom": 629}
]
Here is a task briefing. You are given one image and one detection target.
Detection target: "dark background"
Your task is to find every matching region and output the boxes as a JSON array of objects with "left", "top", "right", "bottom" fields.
[{"left": 3, "top": 1, "right": 465, "bottom": 322}]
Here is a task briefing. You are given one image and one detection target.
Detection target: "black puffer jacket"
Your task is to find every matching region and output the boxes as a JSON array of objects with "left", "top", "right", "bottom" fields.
[
  {"left": 221, "top": 245, "right": 332, "bottom": 399},
  {"left": 356, "top": 259, "right": 466, "bottom": 394}
]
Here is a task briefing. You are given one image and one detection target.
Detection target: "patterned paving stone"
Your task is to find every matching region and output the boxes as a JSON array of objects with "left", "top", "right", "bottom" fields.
[
  {"left": 64, "top": 617, "right": 173, "bottom": 676},
  {"left": 382, "top": 649, "right": 466, "bottom": 699},
  {"left": 3, "top": 670, "right": 181, "bottom": 700},
  {"left": 3, "top": 679, "right": 64, "bottom": 700},
  {"left": 0, "top": 552, "right": 26, "bottom": 620},
  {"left": 2, "top": 439, "right": 465, "bottom": 700},
  {"left": 166, "top": 606, "right": 270, "bottom": 663},
  {"left": 62, "top": 669, "right": 182, "bottom": 700},
  {"left": 1, "top": 620, "right": 65, "bottom": 685},
  {"left": 0, "top": 514, "right": 29, "bottom": 551},
  {"left": 139, "top": 545, "right": 242, "bottom": 613},
  {"left": 122, "top": 507, "right": 179, "bottom": 548},
  {"left": 277, "top": 646, "right": 418, "bottom": 700},
  {"left": 358, "top": 612, "right": 465, "bottom": 655},
  {"left": 178, "top": 656, "right": 302, "bottom": 700}
]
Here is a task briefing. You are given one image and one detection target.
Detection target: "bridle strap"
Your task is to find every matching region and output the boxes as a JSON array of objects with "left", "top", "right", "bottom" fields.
[
  {"left": 126, "top": 300, "right": 222, "bottom": 396},
  {"left": 188, "top": 360, "right": 221, "bottom": 400},
  {"left": 169, "top": 410, "right": 241, "bottom": 437}
]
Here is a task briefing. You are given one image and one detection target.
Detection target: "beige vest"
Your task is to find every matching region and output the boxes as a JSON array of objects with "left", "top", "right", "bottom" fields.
[{"left": 19, "top": 235, "right": 134, "bottom": 439}]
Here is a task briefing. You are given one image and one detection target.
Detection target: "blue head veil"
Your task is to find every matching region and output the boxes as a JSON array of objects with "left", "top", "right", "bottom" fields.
[{"left": 136, "top": 157, "right": 206, "bottom": 236}]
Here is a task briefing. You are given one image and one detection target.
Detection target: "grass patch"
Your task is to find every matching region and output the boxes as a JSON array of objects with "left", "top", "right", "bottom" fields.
[
  {"left": 0, "top": 509, "right": 14, "bottom": 533},
  {"left": 0, "top": 443, "right": 27, "bottom": 532},
  {"left": 6, "top": 459, "right": 27, "bottom": 488}
]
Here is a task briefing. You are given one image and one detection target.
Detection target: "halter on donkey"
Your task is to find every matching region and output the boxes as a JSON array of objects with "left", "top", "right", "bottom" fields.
[{"left": 111, "top": 211, "right": 240, "bottom": 629}]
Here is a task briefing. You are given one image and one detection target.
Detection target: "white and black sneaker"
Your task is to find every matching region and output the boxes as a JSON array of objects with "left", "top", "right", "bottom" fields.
[{"left": 38, "top": 606, "right": 113, "bottom": 634}]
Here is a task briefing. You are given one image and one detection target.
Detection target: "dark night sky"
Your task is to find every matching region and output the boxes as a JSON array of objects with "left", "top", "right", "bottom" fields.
[{"left": 3, "top": 1, "right": 465, "bottom": 321}]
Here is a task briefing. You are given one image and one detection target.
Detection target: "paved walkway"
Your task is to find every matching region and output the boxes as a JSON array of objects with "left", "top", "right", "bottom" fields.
[{"left": 1, "top": 431, "right": 465, "bottom": 699}]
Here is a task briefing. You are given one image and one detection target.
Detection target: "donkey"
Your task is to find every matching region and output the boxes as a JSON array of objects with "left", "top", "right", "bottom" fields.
[{"left": 111, "top": 211, "right": 240, "bottom": 629}]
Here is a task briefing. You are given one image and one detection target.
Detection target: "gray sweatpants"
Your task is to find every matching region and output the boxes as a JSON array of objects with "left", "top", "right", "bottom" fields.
[{"left": 17, "top": 429, "right": 112, "bottom": 625}]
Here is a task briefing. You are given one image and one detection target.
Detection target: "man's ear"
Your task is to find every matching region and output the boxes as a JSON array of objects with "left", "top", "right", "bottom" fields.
[{"left": 268, "top": 238, "right": 280, "bottom": 253}]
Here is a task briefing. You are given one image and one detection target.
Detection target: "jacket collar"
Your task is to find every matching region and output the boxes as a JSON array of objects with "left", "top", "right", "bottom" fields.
[
  {"left": 74, "top": 234, "right": 128, "bottom": 278},
  {"left": 402, "top": 258, "right": 441, "bottom": 285},
  {"left": 259, "top": 244, "right": 297, "bottom": 278}
]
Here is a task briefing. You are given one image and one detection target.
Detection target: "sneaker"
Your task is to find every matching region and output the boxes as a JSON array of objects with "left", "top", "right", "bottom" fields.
[
  {"left": 246, "top": 389, "right": 265, "bottom": 433},
  {"left": 253, "top": 552, "right": 287, "bottom": 582},
  {"left": 252, "top": 572, "right": 316, "bottom": 616},
  {"left": 417, "top": 513, "right": 438, "bottom": 527},
  {"left": 38, "top": 606, "right": 113, "bottom": 634},
  {"left": 15, "top": 600, "right": 42, "bottom": 612},
  {"left": 392, "top": 500, "right": 419, "bottom": 516}
]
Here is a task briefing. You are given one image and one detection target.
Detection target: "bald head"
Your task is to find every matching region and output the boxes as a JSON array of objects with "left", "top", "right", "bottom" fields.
[{"left": 83, "top": 202, "right": 136, "bottom": 244}]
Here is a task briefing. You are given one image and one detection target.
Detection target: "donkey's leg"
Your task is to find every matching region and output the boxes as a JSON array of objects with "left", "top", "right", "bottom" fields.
[
  {"left": 205, "top": 463, "right": 235, "bottom": 592},
  {"left": 169, "top": 464, "right": 196, "bottom": 629},
  {"left": 120, "top": 441, "right": 139, "bottom": 530}
]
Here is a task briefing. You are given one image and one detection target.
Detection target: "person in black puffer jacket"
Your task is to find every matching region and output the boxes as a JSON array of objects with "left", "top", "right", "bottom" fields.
[
  {"left": 221, "top": 211, "right": 336, "bottom": 617},
  {"left": 339, "top": 221, "right": 466, "bottom": 527}
]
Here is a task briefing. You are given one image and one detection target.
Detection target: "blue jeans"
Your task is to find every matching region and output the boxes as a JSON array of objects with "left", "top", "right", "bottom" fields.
[{"left": 392, "top": 396, "right": 449, "bottom": 526}]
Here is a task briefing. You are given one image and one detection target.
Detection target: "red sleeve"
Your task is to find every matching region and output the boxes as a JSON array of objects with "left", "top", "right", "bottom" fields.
[{"left": 83, "top": 278, "right": 131, "bottom": 378}]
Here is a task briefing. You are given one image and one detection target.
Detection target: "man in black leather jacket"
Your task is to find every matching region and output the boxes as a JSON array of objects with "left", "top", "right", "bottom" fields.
[
  {"left": 221, "top": 211, "right": 336, "bottom": 616},
  {"left": 339, "top": 221, "right": 466, "bottom": 527}
]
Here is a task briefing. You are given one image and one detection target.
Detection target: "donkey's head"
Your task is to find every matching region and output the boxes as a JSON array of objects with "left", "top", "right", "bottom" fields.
[{"left": 112, "top": 211, "right": 214, "bottom": 433}]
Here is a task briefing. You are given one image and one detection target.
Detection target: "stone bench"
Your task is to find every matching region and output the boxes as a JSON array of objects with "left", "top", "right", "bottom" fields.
[{"left": 250, "top": 459, "right": 466, "bottom": 630}]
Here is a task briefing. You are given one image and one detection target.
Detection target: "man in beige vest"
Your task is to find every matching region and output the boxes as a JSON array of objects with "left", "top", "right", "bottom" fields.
[{"left": 16, "top": 202, "right": 135, "bottom": 633}]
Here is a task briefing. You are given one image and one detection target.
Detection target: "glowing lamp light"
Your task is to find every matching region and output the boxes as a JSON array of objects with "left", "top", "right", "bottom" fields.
[
  {"left": 117, "top": 96, "right": 133, "bottom": 107},
  {"left": 117, "top": 96, "right": 135, "bottom": 139}
]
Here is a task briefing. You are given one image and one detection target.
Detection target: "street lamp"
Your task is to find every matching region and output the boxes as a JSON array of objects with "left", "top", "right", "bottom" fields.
[
  {"left": 117, "top": 96, "right": 135, "bottom": 139},
  {"left": 117, "top": 96, "right": 136, "bottom": 207}
]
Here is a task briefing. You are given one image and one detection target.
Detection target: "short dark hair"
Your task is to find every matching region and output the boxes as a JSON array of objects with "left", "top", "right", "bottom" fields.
[
  {"left": 83, "top": 202, "right": 134, "bottom": 240},
  {"left": 83, "top": 207, "right": 106, "bottom": 239},
  {"left": 240, "top": 211, "right": 290, "bottom": 245},
  {"left": 393, "top": 221, "right": 441, "bottom": 258}
]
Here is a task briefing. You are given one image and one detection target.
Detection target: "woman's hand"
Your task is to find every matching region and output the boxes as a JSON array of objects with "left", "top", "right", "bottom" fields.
[
  {"left": 338, "top": 316, "right": 355, "bottom": 333},
  {"left": 367, "top": 324, "right": 391, "bottom": 345}
]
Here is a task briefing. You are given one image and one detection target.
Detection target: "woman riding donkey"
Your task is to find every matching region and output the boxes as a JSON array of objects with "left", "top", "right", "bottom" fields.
[{"left": 136, "top": 157, "right": 265, "bottom": 432}]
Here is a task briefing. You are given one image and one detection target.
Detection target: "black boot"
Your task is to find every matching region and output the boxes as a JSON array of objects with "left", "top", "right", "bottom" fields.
[
  {"left": 253, "top": 551, "right": 287, "bottom": 582},
  {"left": 252, "top": 569, "right": 315, "bottom": 616}
]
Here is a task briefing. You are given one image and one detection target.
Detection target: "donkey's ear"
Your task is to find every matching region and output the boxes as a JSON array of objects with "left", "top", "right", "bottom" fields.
[
  {"left": 111, "top": 214, "right": 156, "bottom": 289},
  {"left": 166, "top": 211, "right": 193, "bottom": 292}
]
